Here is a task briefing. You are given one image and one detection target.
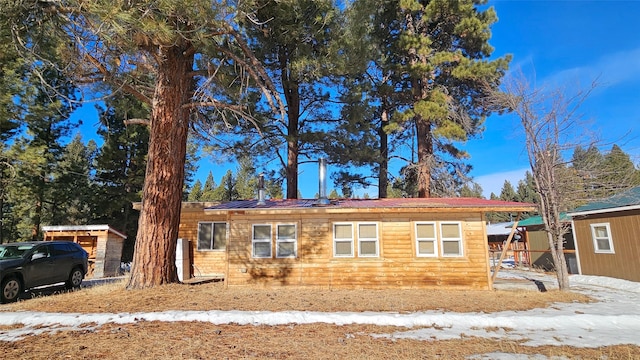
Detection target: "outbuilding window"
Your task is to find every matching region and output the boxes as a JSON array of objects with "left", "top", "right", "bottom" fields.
[
  {"left": 197, "top": 222, "right": 227, "bottom": 251},
  {"left": 440, "top": 222, "right": 463, "bottom": 257},
  {"left": 415, "top": 221, "right": 464, "bottom": 257},
  {"left": 276, "top": 224, "right": 297, "bottom": 258},
  {"left": 333, "top": 222, "right": 379, "bottom": 258},
  {"left": 590, "top": 223, "right": 615, "bottom": 254},
  {"left": 415, "top": 222, "right": 438, "bottom": 257},
  {"left": 252, "top": 224, "right": 272, "bottom": 258}
]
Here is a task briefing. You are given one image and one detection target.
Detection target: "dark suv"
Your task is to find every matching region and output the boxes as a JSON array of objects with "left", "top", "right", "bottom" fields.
[{"left": 0, "top": 241, "right": 89, "bottom": 303}]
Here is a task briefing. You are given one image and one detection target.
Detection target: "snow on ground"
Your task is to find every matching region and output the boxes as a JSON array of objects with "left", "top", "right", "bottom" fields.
[{"left": 0, "top": 270, "right": 639, "bottom": 356}]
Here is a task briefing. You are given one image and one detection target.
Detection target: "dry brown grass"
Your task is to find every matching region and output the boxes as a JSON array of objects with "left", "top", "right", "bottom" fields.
[
  {"left": 1, "top": 279, "right": 639, "bottom": 359},
  {"left": 2, "top": 278, "right": 591, "bottom": 314}
]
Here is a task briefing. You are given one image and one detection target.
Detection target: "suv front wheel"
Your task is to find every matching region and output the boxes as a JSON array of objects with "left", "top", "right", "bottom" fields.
[
  {"left": 1, "top": 276, "right": 22, "bottom": 303},
  {"left": 65, "top": 268, "right": 84, "bottom": 289}
]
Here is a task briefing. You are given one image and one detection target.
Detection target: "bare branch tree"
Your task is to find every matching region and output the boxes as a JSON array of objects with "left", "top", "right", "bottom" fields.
[{"left": 487, "top": 74, "right": 637, "bottom": 290}]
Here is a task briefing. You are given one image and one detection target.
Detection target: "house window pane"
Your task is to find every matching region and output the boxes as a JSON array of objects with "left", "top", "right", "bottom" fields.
[
  {"left": 418, "top": 241, "right": 435, "bottom": 255},
  {"left": 198, "top": 223, "right": 213, "bottom": 250},
  {"left": 594, "top": 226, "right": 608, "bottom": 238},
  {"left": 591, "top": 223, "right": 614, "bottom": 254},
  {"left": 253, "top": 242, "right": 271, "bottom": 258},
  {"left": 213, "top": 223, "right": 227, "bottom": 250},
  {"left": 277, "top": 242, "right": 296, "bottom": 257},
  {"left": 360, "top": 241, "right": 377, "bottom": 256},
  {"left": 359, "top": 224, "right": 377, "bottom": 239},
  {"left": 253, "top": 225, "right": 271, "bottom": 240},
  {"left": 441, "top": 223, "right": 461, "bottom": 238},
  {"left": 442, "top": 241, "right": 461, "bottom": 256},
  {"left": 596, "top": 239, "right": 611, "bottom": 251},
  {"left": 416, "top": 223, "right": 435, "bottom": 238},
  {"left": 335, "top": 242, "right": 352, "bottom": 256},
  {"left": 334, "top": 224, "right": 352, "bottom": 239},
  {"left": 278, "top": 225, "right": 296, "bottom": 239}
]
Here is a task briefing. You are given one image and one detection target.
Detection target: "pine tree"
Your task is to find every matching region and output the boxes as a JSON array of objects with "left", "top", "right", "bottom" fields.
[
  {"left": 385, "top": 0, "right": 510, "bottom": 197},
  {"left": 6, "top": 0, "right": 283, "bottom": 288},
  {"left": 50, "top": 134, "right": 96, "bottom": 225},
  {"left": 200, "top": 172, "right": 217, "bottom": 201},
  {"left": 225, "top": 0, "right": 343, "bottom": 199},
  {"left": 187, "top": 180, "right": 203, "bottom": 202}
]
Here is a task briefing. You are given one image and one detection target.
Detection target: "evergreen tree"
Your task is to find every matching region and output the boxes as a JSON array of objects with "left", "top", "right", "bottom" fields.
[
  {"left": 200, "top": 171, "right": 217, "bottom": 201},
  {"left": 8, "top": 67, "right": 78, "bottom": 240},
  {"left": 187, "top": 180, "right": 203, "bottom": 202},
  {"left": 6, "top": 0, "right": 283, "bottom": 288},
  {"left": 499, "top": 180, "right": 517, "bottom": 201},
  {"left": 382, "top": 0, "right": 510, "bottom": 197},
  {"left": 213, "top": 170, "right": 238, "bottom": 201},
  {"left": 235, "top": 156, "right": 258, "bottom": 200},
  {"left": 515, "top": 171, "right": 538, "bottom": 204},
  {"left": 460, "top": 182, "right": 484, "bottom": 198},
  {"left": 221, "top": 0, "right": 343, "bottom": 199},
  {"left": 93, "top": 94, "right": 149, "bottom": 260},
  {"left": 50, "top": 134, "right": 96, "bottom": 225}
]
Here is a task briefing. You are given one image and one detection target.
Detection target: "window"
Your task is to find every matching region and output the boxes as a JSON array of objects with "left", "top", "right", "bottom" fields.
[
  {"left": 333, "top": 223, "right": 354, "bottom": 257},
  {"left": 276, "top": 224, "right": 297, "bottom": 258},
  {"left": 590, "top": 223, "right": 614, "bottom": 253},
  {"left": 197, "top": 222, "right": 227, "bottom": 251},
  {"left": 252, "top": 224, "right": 272, "bottom": 258},
  {"left": 358, "top": 223, "right": 379, "bottom": 257},
  {"left": 440, "top": 222, "right": 463, "bottom": 257},
  {"left": 415, "top": 222, "right": 437, "bottom": 257}
]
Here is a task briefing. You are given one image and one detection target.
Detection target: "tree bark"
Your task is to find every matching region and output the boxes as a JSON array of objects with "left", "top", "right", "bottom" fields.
[
  {"left": 416, "top": 116, "right": 433, "bottom": 198},
  {"left": 378, "top": 106, "right": 389, "bottom": 198},
  {"left": 126, "top": 45, "right": 193, "bottom": 289},
  {"left": 282, "top": 53, "right": 300, "bottom": 199}
]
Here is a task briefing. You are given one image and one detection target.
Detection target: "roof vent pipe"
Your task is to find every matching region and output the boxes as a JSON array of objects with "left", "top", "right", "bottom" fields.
[
  {"left": 257, "top": 173, "right": 266, "bottom": 205},
  {"left": 318, "top": 158, "right": 330, "bottom": 205}
]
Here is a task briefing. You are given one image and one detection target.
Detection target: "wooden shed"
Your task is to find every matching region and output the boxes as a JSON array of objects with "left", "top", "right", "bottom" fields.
[
  {"left": 568, "top": 186, "right": 640, "bottom": 282},
  {"left": 42, "top": 225, "right": 127, "bottom": 278},
  {"left": 515, "top": 214, "right": 578, "bottom": 273},
  {"left": 176, "top": 198, "right": 536, "bottom": 290}
]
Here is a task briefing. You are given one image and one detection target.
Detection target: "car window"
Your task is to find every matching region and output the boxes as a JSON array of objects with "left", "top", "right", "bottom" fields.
[
  {"left": 32, "top": 245, "right": 51, "bottom": 259},
  {"left": 52, "top": 243, "right": 75, "bottom": 255},
  {"left": 0, "top": 246, "right": 27, "bottom": 259}
]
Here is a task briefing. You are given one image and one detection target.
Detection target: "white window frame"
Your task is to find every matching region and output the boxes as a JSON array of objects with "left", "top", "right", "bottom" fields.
[
  {"left": 333, "top": 222, "right": 354, "bottom": 257},
  {"left": 276, "top": 223, "right": 298, "bottom": 258},
  {"left": 252, "top": 224, "right": 272, "bottom": 258},
  {"left": 439, "top": 222, "right": 464, "bottom": 257},
  {"left": 590, "top": 223, "right": 615, "bottom": 254},
  {"left": 357, "top": 222, "right": 379, "bottom": 257},
  {"left": 415, "top": 222, "right": 438, "bottom": 257},
  {"left": 197, "top": 222, "right": 228, "bottom": 251}
]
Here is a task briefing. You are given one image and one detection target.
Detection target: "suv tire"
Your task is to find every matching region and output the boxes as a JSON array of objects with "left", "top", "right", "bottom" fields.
[
  {"left": 65, "top": 268, "right": 84, "bottom": 289},
  {"left": 1, "top": 276, "right": 22, "bottom": 303}
]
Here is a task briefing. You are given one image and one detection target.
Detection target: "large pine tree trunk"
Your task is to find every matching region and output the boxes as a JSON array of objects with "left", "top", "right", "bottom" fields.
[
  {"left": 284, "top": 74, "right": 300, "bottom": 200},
  {"left": 378, "top": 106, "right": 389, "bottom": 198},
  {"left": 416, "top": 117, "right": 433, "bottom": 198},
  {"left": 126, "top": 46, "right": 193, "bottom": 289}
]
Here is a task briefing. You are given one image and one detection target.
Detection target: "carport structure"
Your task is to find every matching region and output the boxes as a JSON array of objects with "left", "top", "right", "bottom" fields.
[{"left": 42, "top": 225, "right": 126, "bottom": 278}]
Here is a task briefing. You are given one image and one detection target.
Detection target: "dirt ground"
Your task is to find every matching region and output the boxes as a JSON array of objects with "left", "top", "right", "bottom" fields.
[{"left": 1, "top": 279, "right": 639, "bottom": 359}]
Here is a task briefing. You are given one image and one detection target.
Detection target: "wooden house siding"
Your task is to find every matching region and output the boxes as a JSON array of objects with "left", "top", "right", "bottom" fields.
[
  {"left": 178, "top": 207, "right": 494, "bottom": 290},
  {"left": 572, "top": 209, "right": 640, "bottom": 282}
]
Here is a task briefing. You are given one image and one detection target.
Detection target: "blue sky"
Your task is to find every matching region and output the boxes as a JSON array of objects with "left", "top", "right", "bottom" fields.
[
  {"left": 71, "top": 0, "right": 640, "bottom": 198},
  {"left": 465, "top": 0, "right": 640, "bottom": 196}
]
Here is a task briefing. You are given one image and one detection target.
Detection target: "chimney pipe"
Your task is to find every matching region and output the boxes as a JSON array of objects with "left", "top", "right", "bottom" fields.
[
  {"left": 318, "top": 158, "right": 330, "bottom": 205},
  {"left": 257, "top": 173, "right": 266, "bottom": 205}
]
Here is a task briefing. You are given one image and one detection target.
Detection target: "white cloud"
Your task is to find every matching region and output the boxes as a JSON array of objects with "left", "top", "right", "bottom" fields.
[
  {"left": 543, "top": 47, "right": 640, "bottom": 90},
  {"left": 475, "top": 168, "right": 529, "bottom": 198}
]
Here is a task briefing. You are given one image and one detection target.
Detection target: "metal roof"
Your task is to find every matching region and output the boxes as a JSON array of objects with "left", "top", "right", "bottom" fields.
[
  {"left": 205, "top": 197, "right": 537, "bottom": 211},
  {"left": 568, "top": 186, "right": 640, "bottom": 216},
  {"left": 516, "top": 213, "right": 571, "bottom": 227}
]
